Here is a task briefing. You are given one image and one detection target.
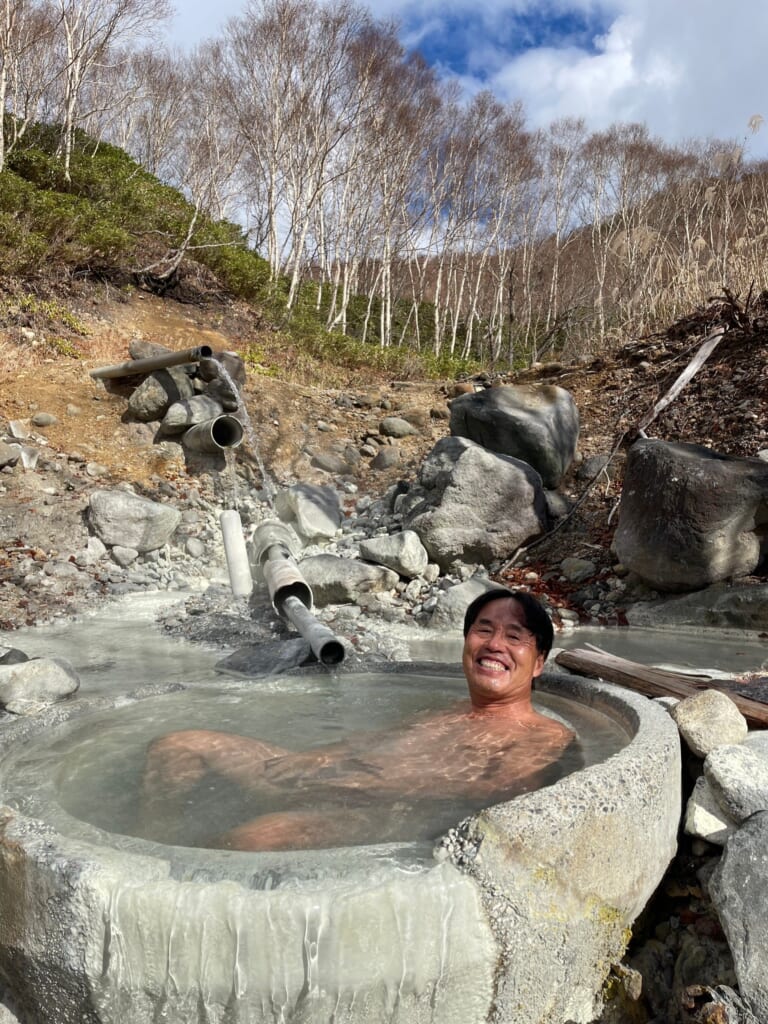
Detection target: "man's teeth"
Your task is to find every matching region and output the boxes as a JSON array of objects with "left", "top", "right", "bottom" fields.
[{"left": 479, "top": 658, "right": 506, "bottom": 670}]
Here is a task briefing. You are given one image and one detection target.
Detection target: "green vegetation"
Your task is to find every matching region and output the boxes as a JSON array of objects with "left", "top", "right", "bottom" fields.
[{"left": 0, "top": 121, "right": 480, "bottom": 381}]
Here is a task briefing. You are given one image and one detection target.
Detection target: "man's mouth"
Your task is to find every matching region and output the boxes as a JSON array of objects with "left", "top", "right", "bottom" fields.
[{"left": 477, "top": 657, "right": 508, "bottom": 672}]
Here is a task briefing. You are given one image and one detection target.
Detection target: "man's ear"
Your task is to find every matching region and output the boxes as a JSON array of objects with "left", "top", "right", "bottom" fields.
[{"left": 533, "top": 652, "right": 546, "bottom": 678}]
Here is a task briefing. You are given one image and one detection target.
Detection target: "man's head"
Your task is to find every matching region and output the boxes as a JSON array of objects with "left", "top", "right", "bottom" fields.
[{"left": 462, "top": 588, "right": 554, "bottom": 711}]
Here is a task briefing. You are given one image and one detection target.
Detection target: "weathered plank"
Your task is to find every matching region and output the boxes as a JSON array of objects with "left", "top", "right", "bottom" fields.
[{"left": 554, "top": 647, "right": 768, "bottom": 729}]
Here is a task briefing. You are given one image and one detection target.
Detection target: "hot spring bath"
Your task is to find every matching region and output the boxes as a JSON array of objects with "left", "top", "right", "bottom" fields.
[{"left": 0, "top": 663, "right": 681, "bottom": 1024}]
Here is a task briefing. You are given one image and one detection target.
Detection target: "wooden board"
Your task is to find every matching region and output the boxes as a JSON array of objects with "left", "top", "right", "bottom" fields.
[{"left": 554, "top": 647, "right": 768, "bottom": 729}]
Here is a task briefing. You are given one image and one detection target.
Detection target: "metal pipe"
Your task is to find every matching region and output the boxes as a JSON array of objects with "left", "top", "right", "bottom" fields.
[
  {"left": 280, "top": 595, "right": 345, "bottom": 667},
  {"left": 89, "top": 345, "right": 214, "bottom": 380},
  {"left": 182, "top": 416, "right": 243, "bottom": 452},
  {"left": 252, "top": 521, "right": 346, "bottom": 667}
]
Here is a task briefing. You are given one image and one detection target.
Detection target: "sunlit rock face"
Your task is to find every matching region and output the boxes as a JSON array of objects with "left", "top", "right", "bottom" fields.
[
  {"left": 614, "top": 438, "right": 768, "bottom": 592},
  {"left": 0, "top": 670, "right": 680, "bottom": 1024}
]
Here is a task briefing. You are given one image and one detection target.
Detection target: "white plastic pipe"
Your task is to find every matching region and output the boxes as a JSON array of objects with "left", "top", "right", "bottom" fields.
[{"left": 219, "top": 510, "right": 253, "bottom": 598}]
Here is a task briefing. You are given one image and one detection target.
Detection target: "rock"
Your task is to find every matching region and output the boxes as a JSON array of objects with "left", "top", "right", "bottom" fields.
[
  {"left": 127, "top": 367, "right": 195, "bottom": 422},
  {"left": 161, "top": 395, "right": 224, "bottom": 433},
  {"left": 0, "top": 657, "right": 80, "bottom": 714},
  {"left": 89, "top": 490, "right": 181, "bottom": 553},
  {"left": 0, "top": 648, "right": 28, "bottom": 666},
  {"left": 614, "top": 439, "right": 768, "bottom": 592},
  {"left": 358, "top": 531, "right": 429, "bottom": 579},
  {"left": 74, "top": 536, "right": 108, "bottom": 566},
  {"left": 710, "top": 810, "right": 768, "bottom": 1021},
  {"left": 299, "top": 554, "right": 398, "bottom": 605},
  {"left": 449, "top": 383, "right": 579, "bottom": 488},
  {"left": 185, "top": 538, "right": 205, "bottom": 559},
  {"left": 626, "top": 582, "right": 768, "bottom": 632},
  {"left": 310, "top": 453, "right": 353, "bottom": 475},
  {"left": 274, "top": 483, "right": 342, "bottom": 541},
  {"left": 379, "top": 416, "right": 417, "bottom": 438},
  {"left": 204, "top": 377, "right": 240, "bottom": 412},
  {"left": 683, "top": 775, "right": 738, "bottom": 846},
  {"left": 0, "top": 442, "right": 20, "bottom": 469},
  {"left": 426, "top": 578, "right": 497, "bottom": 631},
  {"left": 704, "top": 743, "right": 768, "bottom": 821},
  {"left": 371, "top": 447, "right": 401, "bottom": 470},
  {"left": 111, "top": 545, "right": 139, "bottom": 567},
  {"left": 406, "top": 437, "right": 548, "bottom": 570},
  {"left": 671, "top": 690, "right": 749, "bottom": 757},
  {"left": 216, "top": 639, "right": 314, "bottom": 676},
  {"left": 576, "top": 454, "right": 615, "bottom": 482},
  {"left": 560, "top": 557, "right": 596, "bottom": 583},
  {"left": 30, "top": 412, "right": 57, "bottom": 428}
]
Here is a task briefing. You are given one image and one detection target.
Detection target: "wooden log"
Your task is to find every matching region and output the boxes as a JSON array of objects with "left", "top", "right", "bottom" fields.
[{"left": 554, "top": 647, "right": 768, "bottom": 729}]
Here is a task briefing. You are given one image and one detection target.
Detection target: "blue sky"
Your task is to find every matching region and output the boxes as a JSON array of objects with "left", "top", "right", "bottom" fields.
[{"left": 166, "top": 0, "right": 768, "bottom": 160}]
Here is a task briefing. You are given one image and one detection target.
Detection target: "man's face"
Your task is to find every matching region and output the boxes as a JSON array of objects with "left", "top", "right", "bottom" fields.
[{"left": 462, "top": 597, "right": 545, "bottom": 710}]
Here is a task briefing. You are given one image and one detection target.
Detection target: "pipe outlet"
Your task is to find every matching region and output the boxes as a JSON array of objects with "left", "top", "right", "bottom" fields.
[{"left": 182, "top": 416, "right": 244, "bottom": 453}]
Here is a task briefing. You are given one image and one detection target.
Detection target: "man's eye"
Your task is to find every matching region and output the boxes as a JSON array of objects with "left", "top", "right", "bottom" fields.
[{"left": 506, "top": 633, "right": 527, "bottom": 644}]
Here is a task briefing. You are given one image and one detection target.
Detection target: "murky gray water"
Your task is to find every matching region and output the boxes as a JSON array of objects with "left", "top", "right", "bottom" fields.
[
  {"left": 0, "top": 673, "right": 627, "bottom": 857},
  {"left": 1, "top": 590, "right": 764, "bottom": 862}
]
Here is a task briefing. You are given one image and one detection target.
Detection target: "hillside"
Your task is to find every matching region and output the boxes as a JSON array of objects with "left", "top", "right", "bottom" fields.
[{"left": 1, "top": 278, "right": 766, "bottom": 631}]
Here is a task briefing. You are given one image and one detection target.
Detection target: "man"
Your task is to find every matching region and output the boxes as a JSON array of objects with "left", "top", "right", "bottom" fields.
[{"left": 142, "top": 588, "right": 573, "bottom": 851}]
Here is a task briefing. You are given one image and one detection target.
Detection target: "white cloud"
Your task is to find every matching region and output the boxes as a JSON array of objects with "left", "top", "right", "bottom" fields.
[{"left": 393, "top": 0, "right": 768, "bottom": 159}]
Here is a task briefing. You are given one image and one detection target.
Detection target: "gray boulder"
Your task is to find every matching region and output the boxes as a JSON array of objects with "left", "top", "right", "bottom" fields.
[
  {"left": 683, "top": 775, "right": 738, "bottom": 846},
  {"left": 626, "top": 582, "right": 768, "bottom": 632},
  {"left": 0, "top": 657, "right": 79, "bottom": 714},
  {"left": 614, "top": 439, "right": 768, "bottom": 592},
  {"left": 426, "top": 578, "right": 498, "bottom": 631},
  {"left": 299, "top": 554, "right": 398, "bottom": 605},
  {"left": 710, "top": 810, "right": 768, "bottom": 1021},
  {"left": 127, "top": 367, "right": 195, "bottom": 422},
  {"left": 89, "top": 490, "right": 181, "bottom": 553},
  {"left": 406, "top": 437, "right": 549, "bottom": 570},
  {"left": 274, "top": 484, "right": 342, "bottom": 541},
  {"left": 379, "top": 416, "right": 417, "bottom": 439},
  {"left": 670, "top": 690, "right": 748, "bottom": 758},
  {"left": 161, "top": 395, "right": 224, "bottom": 433},
  {"left": 449, "top": 384, "right": 579, "bottom": 488},
  {"left": 704, "top": 743, "right": 768, "bottom": 821},
  {"left": 358, "top": 531, "right": 429, "bottom": 579},
  {"left": 0, "top": 442, "right": 20, "bottom": 469}
]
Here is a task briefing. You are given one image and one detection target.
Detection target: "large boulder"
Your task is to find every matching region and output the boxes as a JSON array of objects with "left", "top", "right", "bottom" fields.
[
  {"left": 710, "top": 811, "right": 768, "bottom": 1021},
  {"left": 614, "top": 439, "right": 768, "bottom": 592},
  {"left": 405, "top": 437, "right": 549, "bottom": 570},
  {"left": 299, "top": 553, "right": 398, "bottom": 604},
  {"left": 449, "top": 384, "right": 579, "bottom": 488},
  {"left": 274, "top": 484, "right": 343, "bottom": 541},
  {"left": 89, "top": 490, "right": 181, "bottom": 553},
  {"left": 127, "top": 367, "right": 195, "bottom": 423},
  {"left": 161, "top": 395, "right": 224, "bottom": 433}
]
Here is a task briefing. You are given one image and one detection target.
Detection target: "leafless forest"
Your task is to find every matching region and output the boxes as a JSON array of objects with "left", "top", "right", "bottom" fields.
[{"left": 3, "top": 0, "right": 768, "bottom": 366}]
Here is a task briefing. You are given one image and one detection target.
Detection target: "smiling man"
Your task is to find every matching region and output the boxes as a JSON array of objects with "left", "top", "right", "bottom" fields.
[{"left": 142, "top": 588, "right": 574, "bottom": 850}]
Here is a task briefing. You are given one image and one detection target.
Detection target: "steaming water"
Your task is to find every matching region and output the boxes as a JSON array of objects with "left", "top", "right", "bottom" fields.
[{"left": 0, "top": 672, "right": 628, "bottom": 863}]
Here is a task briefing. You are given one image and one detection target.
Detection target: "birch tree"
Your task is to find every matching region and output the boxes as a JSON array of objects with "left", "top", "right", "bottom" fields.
[{"left": 53, "top": 0, "right": 171, "bottom": 180}]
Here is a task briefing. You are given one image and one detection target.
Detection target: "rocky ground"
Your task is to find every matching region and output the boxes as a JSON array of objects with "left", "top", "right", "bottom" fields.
[{"left": 1, "top": 283, "right": 766, "bottom": 636}]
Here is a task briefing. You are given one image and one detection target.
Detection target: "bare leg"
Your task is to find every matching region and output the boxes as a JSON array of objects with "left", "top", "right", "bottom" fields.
[
  {"left": 143, "top": 729, "right": 291, "bottom": 795},
  {"left": 139, "top": 729, "right": 293, "bottom": 843},
  {"left": 215, "top": 809, "right": 375, "bottom": 852}
]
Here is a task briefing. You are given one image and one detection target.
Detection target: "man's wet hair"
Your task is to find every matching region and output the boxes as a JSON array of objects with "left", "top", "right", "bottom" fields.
[{"left": 462, "top": 587, "right": 554, "bottom": 658}]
